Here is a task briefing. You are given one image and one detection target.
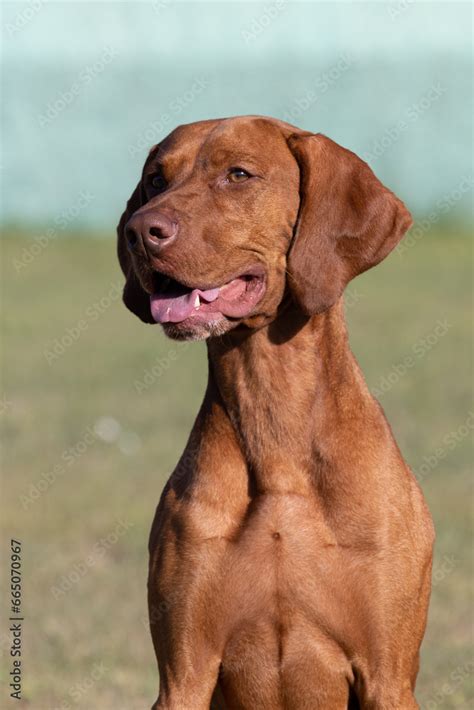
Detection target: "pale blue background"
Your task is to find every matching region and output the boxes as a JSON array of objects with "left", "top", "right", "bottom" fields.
[{"left": 2, "top": 1, "right": 472, "bottom": 229}]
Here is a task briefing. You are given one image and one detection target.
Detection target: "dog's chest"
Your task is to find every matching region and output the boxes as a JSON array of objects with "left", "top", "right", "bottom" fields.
[
  {"left": 219, "top": 492, "right": 368, "bottom": 619},
  {"left": 156, "top": 489, "right": 372, "bottom": 636}
]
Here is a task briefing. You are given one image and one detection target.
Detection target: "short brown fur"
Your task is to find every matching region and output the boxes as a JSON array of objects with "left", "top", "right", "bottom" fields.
[{"left": 117, "top": 116, "right": 434, "bottom": 709}]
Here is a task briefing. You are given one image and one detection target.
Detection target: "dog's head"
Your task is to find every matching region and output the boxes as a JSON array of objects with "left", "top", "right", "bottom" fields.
[{"left": 118, "top": 116, "right": 412, "bottom": 341}]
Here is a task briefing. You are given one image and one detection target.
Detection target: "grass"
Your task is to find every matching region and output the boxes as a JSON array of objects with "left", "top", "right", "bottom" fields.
[{"left": 0, "top": 229, "right": 472, "bottom": 709}]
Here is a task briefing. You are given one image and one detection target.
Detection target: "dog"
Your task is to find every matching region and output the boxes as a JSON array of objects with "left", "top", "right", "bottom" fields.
[{"left": 117, "top": 115, "right": 434, "bottom": 709}]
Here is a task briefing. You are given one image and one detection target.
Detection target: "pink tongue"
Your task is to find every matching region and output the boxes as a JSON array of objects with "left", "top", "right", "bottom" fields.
[{"left": 150, "top": 286, "right": 220, "bottom": 323}]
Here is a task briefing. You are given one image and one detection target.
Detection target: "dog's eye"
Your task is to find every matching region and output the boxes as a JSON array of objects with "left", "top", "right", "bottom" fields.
[
  {"left": 227, "top": 168, "right": 251, "bottom": 183},
  {"left": 150, "top": 174, "right": 167, "bottom": 192}
]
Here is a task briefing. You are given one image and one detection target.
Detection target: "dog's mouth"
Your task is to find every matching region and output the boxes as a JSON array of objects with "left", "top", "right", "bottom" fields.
[{"left": 149, "top": 269, "right": 266, "bottom": 324}]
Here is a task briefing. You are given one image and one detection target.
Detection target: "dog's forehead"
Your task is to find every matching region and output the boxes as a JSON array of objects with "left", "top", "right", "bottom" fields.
[{"left": 150, "top": 116, "right": 295, "bottom": 173}]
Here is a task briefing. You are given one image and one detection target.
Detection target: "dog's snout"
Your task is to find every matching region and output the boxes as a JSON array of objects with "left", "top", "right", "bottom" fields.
[{"left": 126, "top": 212, "right": 178, "bottom": 256}]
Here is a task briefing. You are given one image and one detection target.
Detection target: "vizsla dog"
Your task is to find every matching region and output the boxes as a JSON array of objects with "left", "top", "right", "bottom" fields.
[{"left": 117, "top": 116, "right": 434, "bottom": 710}]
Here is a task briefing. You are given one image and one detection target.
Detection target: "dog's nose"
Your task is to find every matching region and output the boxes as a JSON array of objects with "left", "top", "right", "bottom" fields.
[{"left": 125, "top": 212, "right": 178, "bottom": 256}]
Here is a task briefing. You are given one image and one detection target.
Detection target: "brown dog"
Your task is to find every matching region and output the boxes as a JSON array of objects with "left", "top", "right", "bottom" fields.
[{"left": 117, "top": 116, "right": 434, "bottom": 709}]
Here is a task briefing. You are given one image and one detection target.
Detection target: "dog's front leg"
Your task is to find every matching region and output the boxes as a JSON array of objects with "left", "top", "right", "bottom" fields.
[
  {"left": 148, "top": 568, "right": 224, "bottom": 710},
  {"left": 148, "top": 537, "right": 227, "bottom": 710}
]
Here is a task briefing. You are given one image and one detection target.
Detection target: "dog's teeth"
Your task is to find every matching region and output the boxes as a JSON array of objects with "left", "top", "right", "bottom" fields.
[{"left": 194, "top": 294, "right": 200, "bottom": 308}]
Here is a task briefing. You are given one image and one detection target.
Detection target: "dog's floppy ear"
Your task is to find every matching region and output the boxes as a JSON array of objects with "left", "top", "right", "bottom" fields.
[
  {"left": 287, "top": 133, "right": 413, "bottom": 315},
  {"left": 117, "top": 181, "right": 154, "bottom": 323}
]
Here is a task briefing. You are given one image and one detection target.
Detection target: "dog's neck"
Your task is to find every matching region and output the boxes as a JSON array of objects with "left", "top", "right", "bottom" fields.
[{"left": 207, "top": 299, "right": 379, "bottom": 496}]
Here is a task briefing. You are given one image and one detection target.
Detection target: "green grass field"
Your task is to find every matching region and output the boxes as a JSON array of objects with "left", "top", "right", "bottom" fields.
[{"left": 1, "top": 230, "right": 472, "bottom": 709}]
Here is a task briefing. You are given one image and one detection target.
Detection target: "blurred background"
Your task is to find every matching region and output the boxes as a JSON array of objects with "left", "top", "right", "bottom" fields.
[{"left": 1, "top": 1, "right": 472, "bottom": 708}]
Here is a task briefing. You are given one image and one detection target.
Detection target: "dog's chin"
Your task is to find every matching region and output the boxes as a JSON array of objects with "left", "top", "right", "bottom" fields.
[{"left": 162, "top": 316, "right": 236, "bottom": 341}]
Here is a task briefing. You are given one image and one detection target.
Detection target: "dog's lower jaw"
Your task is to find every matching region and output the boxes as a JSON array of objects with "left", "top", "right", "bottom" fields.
[
  {"left": 162, "top": 318, "right": 235, "bottom": 341},
  {"left": 162, "top": 309, "right": 281, "bottom": 341}
]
